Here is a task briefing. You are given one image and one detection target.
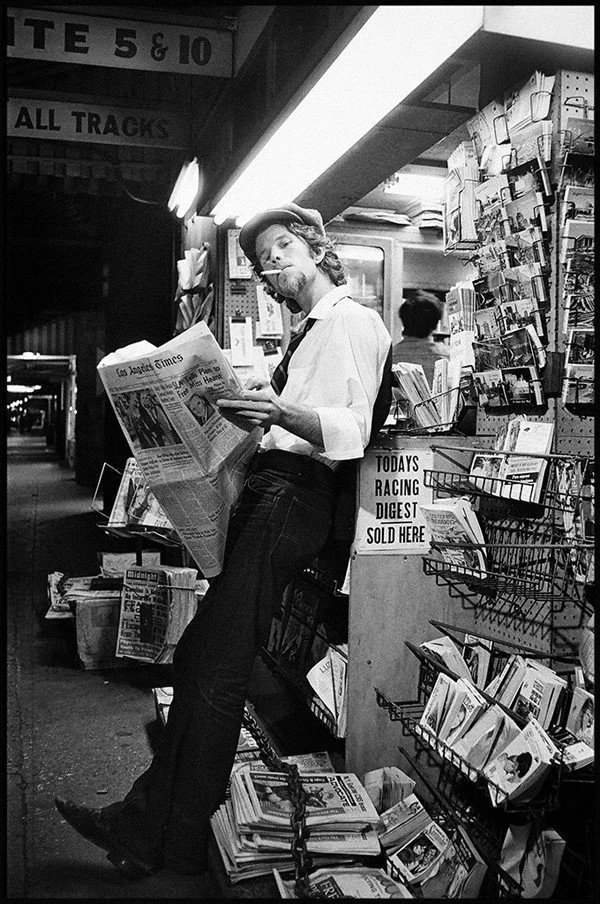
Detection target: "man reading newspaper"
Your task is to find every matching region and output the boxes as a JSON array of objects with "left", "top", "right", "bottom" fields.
[{"left": 56, "top": 203, "right": 391, "bottom": 878}]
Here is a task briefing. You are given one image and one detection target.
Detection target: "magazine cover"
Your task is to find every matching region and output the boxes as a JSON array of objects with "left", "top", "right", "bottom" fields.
[
  {"left": 246, "top": 770, "right": 379, "bottom": 826},
  {"left": 419, "top": 673, "right": 456, "bottom": 736},
  {"left": 388, "top": 821, "right": 452, "bottom": 884},
  {"left": 565, "top": 687, "right": 594, "bottom": 746}
]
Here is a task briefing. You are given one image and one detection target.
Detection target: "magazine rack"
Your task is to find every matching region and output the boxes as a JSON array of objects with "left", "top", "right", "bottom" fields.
[
  {"left": 375, "top": 688, "right": 564, "bottom": 819},
  {"left": 92, "top": 461, "right": 185, "bottom": 554},
  {"left": 387, "top": 386, "right": 466, "bottom": 436},
  {"left": 424, "top": 445, "right": 594, "bottom": 516},
  {"left": 388, "top": 746, "right": 522, "bottom": 899},
  {"left": 423, "top": 540, "right": 591, "bottom": 610},
  {"left": 407, "top": 620, "right": 578, "bottom": 691},
  {"left": 406, "top": 634, "right": 593, "bottom": 780},
  {"left": 261, "top": 647, "right": 344, "bottom": 739}
]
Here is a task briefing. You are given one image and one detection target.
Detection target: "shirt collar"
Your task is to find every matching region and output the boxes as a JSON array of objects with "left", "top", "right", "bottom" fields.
[{"left": 305, "top": 285, "right": 351, "bottom": 321}]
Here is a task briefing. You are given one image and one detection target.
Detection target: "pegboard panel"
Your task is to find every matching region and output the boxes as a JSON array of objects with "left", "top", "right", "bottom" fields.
[
  {"left": 558, "top": 71, "right": 595, "bottom": 119},
  {"left": 469, "top": 71, "right": 595, "bottom": 655},
  {"left": 221, "top": 227, "right": 260, "bottom": 349},
  {"left": 552, "top": 71, "right": 595, "bottom": 456}
]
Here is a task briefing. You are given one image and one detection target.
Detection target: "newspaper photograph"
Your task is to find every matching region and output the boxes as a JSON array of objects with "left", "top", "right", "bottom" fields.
[{"left": 98, "top": 322, "right": 262, "bottom": 577}]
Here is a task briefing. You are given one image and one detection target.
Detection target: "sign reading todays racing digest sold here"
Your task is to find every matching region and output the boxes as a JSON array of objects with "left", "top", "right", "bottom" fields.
[
  {"left": 354, "top": 447, "right": 434, "bottom": 554},
  {"left": 7, "top": 97, "right": 188, "bottom": 148},
  {"left": 6, "top": 8, "right": 232, "bottom": 76}
]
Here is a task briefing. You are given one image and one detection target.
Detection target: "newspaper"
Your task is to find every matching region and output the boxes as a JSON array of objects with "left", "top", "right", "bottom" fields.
[
  {"left": 97, "top": 322, "right": 262, "bottom": 577},
  {"left": 116, "top": 565, "right": 197, "bottom": 663},
  {"left": 234, "top": 766, "right": 379, "bottom": 829},
  {"left": 306, "top": 645, "right": 348, "bottom": 738},
  {"left": 273, "top": 867, "right": 413, "bottom": 898}
]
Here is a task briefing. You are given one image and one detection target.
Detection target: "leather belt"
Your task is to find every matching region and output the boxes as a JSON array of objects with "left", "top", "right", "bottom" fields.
[{"left": 249, "top": 449, "right": 335, "bottom": 489}]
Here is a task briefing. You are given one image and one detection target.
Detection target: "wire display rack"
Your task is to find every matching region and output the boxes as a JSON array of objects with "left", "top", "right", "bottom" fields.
[
  {"left": 261, "top": 647, "right": 343, "bottom": 738},
  {"left": 406, "top": 636, "right": 593, "bottom": 782},
  {"left": 387, "top": 746, "right": 521, "bottom": 900},
  {"left": 406, "top": 620, "right": 579, "bottom": 697},
  {"left": 423, "top": 536, "right": 591, "bottom": 611},
  {"left": 375, "top": 688, "right": 564, "bottom": 818},
  {"left": 424, "top": 445, "right": 594, "bottom": 517}
]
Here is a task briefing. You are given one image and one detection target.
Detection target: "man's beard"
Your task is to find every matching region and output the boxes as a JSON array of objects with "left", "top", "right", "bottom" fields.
[{"left": 277, "top": 267, "right": 307, "bottom": 301}]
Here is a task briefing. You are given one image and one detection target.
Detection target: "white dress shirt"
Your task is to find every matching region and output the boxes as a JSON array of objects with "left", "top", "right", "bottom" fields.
[{"left": 260, "top": 285, "right": 392, "bottom": 467}]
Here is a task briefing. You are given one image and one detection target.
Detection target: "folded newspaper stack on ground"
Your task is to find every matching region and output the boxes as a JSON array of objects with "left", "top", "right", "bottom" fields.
[
  {"left": 211, "top": 758, "right": 380, "bottom": 883},
  {"left": 273, "top": 866, "right": 413, "bottom": 898},
  {"left": 97, "top": 322, "right": 262, "bottom": 578},
  {"left": 116, "top": 564, "right": 197, "bottom": 664},
  {"left": 46, "top": 572, "right": 122, "bottom": 619},
  {"left": 420, "top": 497, "right": 487, "bottom": 578},
  {"left": 306, "top": 645, "right": 348, "bottom": 738}
]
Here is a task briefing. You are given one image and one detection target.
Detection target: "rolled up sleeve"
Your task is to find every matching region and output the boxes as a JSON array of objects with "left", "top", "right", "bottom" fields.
[{"left": 315, "top": 405, "right": 365, "bottom": 460}]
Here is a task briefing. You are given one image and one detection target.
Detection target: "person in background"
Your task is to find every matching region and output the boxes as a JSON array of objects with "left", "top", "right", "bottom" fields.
[
  {"left": 392, "top": 290, "right": 450, "bottom": 385},
  {"left": 55, "top": 202, "right": 391, "bottom": 879}
]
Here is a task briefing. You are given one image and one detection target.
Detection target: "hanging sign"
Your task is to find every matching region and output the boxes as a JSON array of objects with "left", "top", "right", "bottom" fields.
[
  {"left": 353, "top": 447, "right": 434, "bottom": 554},
  {"left": 7, "top": 97, "right": 188, "bottom": 148},
  {"left": 6, "top": 8, "right": 232, "bottom": 76}
]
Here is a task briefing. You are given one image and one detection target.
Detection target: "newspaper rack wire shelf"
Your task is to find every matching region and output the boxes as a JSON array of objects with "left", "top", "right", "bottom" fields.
[
  {"left": 374, "top": 688, "right": 566, "bottom": 819},
  {"left": 405, "top": 636, "right": 593, "bottom": 784},
  {"left": 389, "top": 745, "right": 522, "bottom": 900},
  {"left": 261, "top": 646, "right": 345, "bottom": 740},
  {"left": 92, "top": 461, "right": 185, "bottom": 554}
]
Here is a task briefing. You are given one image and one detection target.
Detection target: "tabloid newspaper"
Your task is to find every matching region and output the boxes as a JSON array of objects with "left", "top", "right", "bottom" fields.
[
  {"left": 97, "top": 322, "right": 262, "bottom": 578},
  {"left": 235, "top": 767, "right": 380, "bottom": 830},
  {"left": 273, "top": 867, "right": 413, "bottom": 899},
  {"left": 116, "top": 564, "right": 197, "bottom": 663}
]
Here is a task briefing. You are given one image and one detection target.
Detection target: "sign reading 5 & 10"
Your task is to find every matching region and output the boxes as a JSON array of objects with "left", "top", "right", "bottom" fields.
[{"left": 7, "top": 7, "right": 232, "bottom": 76}]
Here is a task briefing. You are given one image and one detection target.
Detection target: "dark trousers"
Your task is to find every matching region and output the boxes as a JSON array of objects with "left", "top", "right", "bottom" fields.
[{"left": 107, "top": 450, "right": 336, "bottom": 868}]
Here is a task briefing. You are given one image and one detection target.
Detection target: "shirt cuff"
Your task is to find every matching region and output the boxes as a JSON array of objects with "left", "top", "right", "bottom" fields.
[{"left": 315, "top": 407, "right": 366, "bottom": 460}]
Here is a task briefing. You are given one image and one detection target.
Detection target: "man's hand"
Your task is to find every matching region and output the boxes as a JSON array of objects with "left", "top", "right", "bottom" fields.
[
  {"left": 217, "top": 390, "right": 325, "bottom": 448},
  {"left": 217, "top": 388, "right": 283, "bottom": 429},
  {"left": 243, "top": 376, "right": 271, "bottom": 391}
]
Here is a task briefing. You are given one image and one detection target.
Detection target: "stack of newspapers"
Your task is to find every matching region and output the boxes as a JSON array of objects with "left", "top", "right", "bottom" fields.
[
  {"left": 211, "top": 763, "right": 381, "bottom": 883},
  {"left": 392, "top": 359, "right": 458, "bottom": 431},
  {"left": 274, "top": 866, "right": 413, "bottom": 899}
]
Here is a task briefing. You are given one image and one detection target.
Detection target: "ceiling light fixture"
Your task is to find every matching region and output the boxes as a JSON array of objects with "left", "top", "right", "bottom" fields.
[
  {"left": 168, "top": 158, "right": 201, "bottom": 220},
  {"left": 211, "top": 5, "right": 485, "bottom": 224},
  {"left": 7, "top": 384, "right": 42, "bottom": 393}
]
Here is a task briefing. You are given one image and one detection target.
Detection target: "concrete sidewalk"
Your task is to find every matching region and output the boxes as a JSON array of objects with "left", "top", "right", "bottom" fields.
[{"left": 6, "top": 435, "right": 220, "bottom": 898}]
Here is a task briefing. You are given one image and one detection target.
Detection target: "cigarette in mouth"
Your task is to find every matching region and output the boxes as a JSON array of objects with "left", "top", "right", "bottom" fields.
[{"left": 261, "top": 269, "right": 282, "bottom": 275}]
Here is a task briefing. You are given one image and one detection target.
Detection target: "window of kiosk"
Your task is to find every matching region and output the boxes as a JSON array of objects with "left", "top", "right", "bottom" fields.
[{"left": 335, "top": 244, "right": 384, "bottom": 321}]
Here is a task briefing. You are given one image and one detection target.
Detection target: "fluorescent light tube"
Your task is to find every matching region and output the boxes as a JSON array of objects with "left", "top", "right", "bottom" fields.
[{"left": 211, "top": 5, "right": 484, "bottom": 223}]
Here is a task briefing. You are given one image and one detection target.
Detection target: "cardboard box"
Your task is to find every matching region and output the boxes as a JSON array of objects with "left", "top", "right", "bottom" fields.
[{"left": 74, "top": 594, "right": 129, "bottom": 670}]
